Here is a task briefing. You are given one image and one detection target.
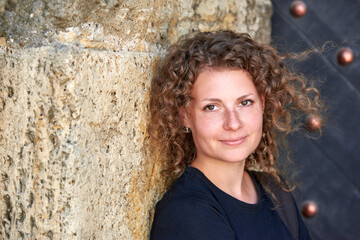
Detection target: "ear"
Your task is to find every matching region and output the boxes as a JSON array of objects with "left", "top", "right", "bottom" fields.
[
  {"left": 261, "top": 95, "right": 265, "bottom": 112},
  {"left": 179, "top": 107, "right": 191, "bottom": 128}
]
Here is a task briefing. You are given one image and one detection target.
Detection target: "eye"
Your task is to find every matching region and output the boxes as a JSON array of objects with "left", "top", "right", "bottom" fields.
[
  {"left": 204, "top": 104, "right": 218, "bottom": 111},
  {"left": 240, "top": 100, "right": 253, "bottom": 106}
]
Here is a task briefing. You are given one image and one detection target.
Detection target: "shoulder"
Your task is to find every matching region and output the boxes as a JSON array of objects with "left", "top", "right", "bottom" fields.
[
  {"left": 155, "top": 167, "right": 219, "bottom": 209},
  {"left": 250, "top": 171, "right": 293, "bottom": 204},
  {"left": 251, "top": 171, "right": 312, "bottom": 240},
  {"left": 153, "top": 167, "right": 226, "bottom": 223},
  {"left": 150, "top": 167, "right": 235, "bottom": 240}
]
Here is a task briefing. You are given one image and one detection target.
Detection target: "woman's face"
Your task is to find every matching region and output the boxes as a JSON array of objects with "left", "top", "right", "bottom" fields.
[{"left": 183, "top": 69, "right": 264, "bottom": 166}]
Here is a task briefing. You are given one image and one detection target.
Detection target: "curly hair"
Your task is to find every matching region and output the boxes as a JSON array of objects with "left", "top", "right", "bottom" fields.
[{"left": 148, "top": 30, "right": 323, "bottom": 191}]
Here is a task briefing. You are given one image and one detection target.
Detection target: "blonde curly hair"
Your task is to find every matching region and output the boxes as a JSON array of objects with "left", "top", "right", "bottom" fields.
[{"left": 148, "top": 30, "right": 323, "bottom": 190}]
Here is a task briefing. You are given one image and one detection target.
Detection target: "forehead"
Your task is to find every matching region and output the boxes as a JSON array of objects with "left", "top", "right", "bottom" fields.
[{"left": 190, "top": 69, "right": 257, "bottom": 98}]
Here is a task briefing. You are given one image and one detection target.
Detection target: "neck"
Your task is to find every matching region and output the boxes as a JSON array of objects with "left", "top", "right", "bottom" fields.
[{"left": 191, "top": 157, "right": 258, "bottom": 203}]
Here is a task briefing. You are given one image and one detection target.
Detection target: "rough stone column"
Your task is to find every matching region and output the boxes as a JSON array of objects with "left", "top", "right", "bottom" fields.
[{"left": 0, "top": 0, "right": 272, "bottom": 239}]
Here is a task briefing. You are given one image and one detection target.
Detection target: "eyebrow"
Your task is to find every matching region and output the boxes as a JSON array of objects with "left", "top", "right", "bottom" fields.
[{"left": 200, "top": 94, "right": 254, "bottom": 102}]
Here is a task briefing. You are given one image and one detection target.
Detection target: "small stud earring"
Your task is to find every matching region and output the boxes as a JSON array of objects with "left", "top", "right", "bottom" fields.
[{"left": 184, "top": 127, "right": 191, "bottom": 133}]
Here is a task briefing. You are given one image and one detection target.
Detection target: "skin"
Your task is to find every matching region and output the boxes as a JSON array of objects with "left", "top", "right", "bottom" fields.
[{"left": 183, "top": 69, "right": 265, "bottom": 203}]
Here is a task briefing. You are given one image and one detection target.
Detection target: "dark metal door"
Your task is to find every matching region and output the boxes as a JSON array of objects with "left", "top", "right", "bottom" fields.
[{"left": 271, "top": 0, "right": 360, "bottom": 239}]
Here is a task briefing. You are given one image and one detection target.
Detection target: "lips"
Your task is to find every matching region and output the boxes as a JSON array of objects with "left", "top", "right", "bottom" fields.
[{"left": 219, "top": 136, "right": 247, "bottom": 146}]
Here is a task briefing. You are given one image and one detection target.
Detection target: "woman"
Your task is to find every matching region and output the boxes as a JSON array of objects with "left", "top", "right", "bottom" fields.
[{"left": 148, "top": 30, "right": 322, "bottom": 240}]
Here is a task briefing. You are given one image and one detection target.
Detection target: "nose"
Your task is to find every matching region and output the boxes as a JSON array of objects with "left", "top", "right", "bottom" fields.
[{"left": 223, "top": 109, "right": 242, "bottom": 131}]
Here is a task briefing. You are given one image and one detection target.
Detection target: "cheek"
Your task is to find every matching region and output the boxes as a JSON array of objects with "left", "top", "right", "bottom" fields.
[
  {"left": 190, "top": 114, "right": 223, "bottom": 137},
  {"left": 253, "top": 114, "right": 263, "bottom": 128},
  {"left": 245, "top": 109, "right": 264, "bottom": 132}
]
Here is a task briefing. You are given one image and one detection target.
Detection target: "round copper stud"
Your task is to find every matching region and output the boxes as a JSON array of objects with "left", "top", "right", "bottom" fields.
[
  {"left": 290, "top": 1, "right": 307, "bottom": 18},
  {"left": 301, "top": 201, "right": 318, "bottom": 218},
  {"left": 304, "top": 114, "right": 322, "bottom": 132},
  {"left": 337, "top": 47, "right": 354, "bottom": 66}
]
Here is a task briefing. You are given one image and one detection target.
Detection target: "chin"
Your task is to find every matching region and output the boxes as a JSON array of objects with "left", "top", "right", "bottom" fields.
[{"left": 219, "top": 152, "right": 252, "bottom": 164}]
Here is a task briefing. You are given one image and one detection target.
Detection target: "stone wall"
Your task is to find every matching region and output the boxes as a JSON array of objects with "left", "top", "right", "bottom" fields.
[{"left": 0, "top": 0, "right": 272, "bottom": 239}]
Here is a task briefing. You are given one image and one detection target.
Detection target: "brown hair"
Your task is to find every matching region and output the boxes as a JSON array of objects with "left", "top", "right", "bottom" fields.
[{"left": 148, "top": 30, "right": 323, "bottom": 190}]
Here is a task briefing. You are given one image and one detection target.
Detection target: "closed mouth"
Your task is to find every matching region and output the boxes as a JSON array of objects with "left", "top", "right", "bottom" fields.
[{"left": 219, "top": 136, "right": 247, "bottom": 146}]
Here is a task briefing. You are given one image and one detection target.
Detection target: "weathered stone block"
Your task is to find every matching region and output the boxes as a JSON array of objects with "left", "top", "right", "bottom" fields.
[{"left": 0, "top": 0, "right": 272, "bottom": 239}]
